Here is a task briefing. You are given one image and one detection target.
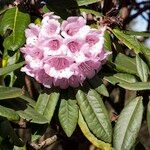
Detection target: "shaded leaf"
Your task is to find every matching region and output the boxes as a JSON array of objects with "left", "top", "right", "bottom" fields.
[
  {"left": 0, "top": 61, "right": 25, "bottom": 76},
  {"left": 59, "top": 99, "right": 79, "bottom": 137},
  {"left": 88, "top": 75, "right": 109, "bottom": 97},
  {"left": 0, "top": 86, "right": 22, "bottom": 100},
  {"left": 136, "top": 54, "right": 149, "bottom": 82},
  {"left": 19, "top": 95, "right": 36, "bottom": 107},
  {"left": 17, "top": 106, "right": 49, "bottom": 124},
  {"left": 104, "top": 30, "right": 112, "bottom": 52},
  {"left": 35, "top": 90, "right": 60, "bottom": 122},
  {"left": 0, "top": 7, "right": 30, "bottom": 51},
  {"left": 76, "top": 89, "right": 112, "bottom": 143},
  {"left": 113, "top": 97, "right": 144, "bottom": 150},
  {"left": 0, "top": 105, "right": 19, "bottom": 121}
]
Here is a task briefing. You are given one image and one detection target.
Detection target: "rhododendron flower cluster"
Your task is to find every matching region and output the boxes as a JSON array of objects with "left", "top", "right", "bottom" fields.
[{"left": 21, "top": 12, "right": 109, "bottom": 89}]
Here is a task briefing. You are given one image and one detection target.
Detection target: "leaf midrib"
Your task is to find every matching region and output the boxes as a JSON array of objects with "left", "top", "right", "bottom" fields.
[{"left": 13, "top": 7, "right": 18, "bottom": 43}]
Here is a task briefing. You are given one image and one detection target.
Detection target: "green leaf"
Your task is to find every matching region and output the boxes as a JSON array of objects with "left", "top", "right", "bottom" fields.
[
  {"left": 0, "top": 86, "right": 22, "bottom": 100},
  {"left": 76, "top": 89, "right": 112, "bottom": 143},
  {"left": 104, "top": 30, "right": 112, "bottom": 52},
  {"left": 78, "top": 111, "right": 112, "bottom": 150},
  {"left": 88, "top": 75, "right": 109, "bottom": 97},
  {"left": 123, "top": 30, "right": 150, "bottom": 37},
  {"left": 147, "top": 101, "right": 150, "bottom": 135},
  {"left": 104, "top": 73, "right": 150, "bottom": 90},
  {"left": 115, "top": 53, "right": 137, "bottom": 75},
  {"left": 112, "top": 29, "right": 150, "bottom": 65},
  {"left": 0, "top": 7, "right": 30, "bottom": 51},
  {"left": 19, "top": 95, "right": 36, "bottom": 107},
  {"left": 77, "top": 0, "right": 100, "bottom": 6},
  {"left": 59, "top": 99, "right": 79, "bottom": 137},
  {"left": 0, "top": 105, "right": 19, "bottom": 121},
  {"left": 136, "top": 55, "right": 149, "bottom": 82},
  {"left": 79, "top": 8, "right": 102, "bottom": 16},
  {"left": 112, "top": 29, "right": 142, "bottom": 54},
  {"left": 0, "top": 61, "right": 25, "bottom": 76},
  {"left": 17, "top": 106, "right": 49, "bottom": 124},
  {"left": 106, "top": 73, "right": 138, "bottom": 84},
  {"left": 35, "top": 90, "right": 60, "bottom": 122},
  {"left": 113, "top": 97, "right": 144, "bottom": 150}
]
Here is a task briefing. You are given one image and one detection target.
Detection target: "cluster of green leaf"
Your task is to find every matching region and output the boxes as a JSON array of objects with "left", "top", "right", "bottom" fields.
[{"left": 0, "top": 0, "right": 150, "bottom": 150}]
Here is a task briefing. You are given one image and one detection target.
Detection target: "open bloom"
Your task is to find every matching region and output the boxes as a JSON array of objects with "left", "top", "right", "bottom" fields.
[{"left": 21, "top": 12, "right": 110, "bottom": 89}]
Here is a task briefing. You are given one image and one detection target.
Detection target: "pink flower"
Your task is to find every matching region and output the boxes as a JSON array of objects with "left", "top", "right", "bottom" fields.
[{"left": 21, "top": 13, "right": 110, "bottom": 89}]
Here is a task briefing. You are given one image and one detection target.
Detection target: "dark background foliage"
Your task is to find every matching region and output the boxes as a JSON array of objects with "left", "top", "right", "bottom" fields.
[{"left": 0, "top": 0, "right": 150, "bottom": 150}]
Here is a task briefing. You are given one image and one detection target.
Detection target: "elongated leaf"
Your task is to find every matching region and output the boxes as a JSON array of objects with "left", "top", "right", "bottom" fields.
[
  {"left": 77, "top": 0, "right": 100, "bottom": 6},
  {"left": 19, "top": 95, "right": 36, "bottom": 107},
  {"left": 59, "top": 99, "right": 79, "bottom": 137},
  {"left": 76, "top": 89, "right": 112, "bottom": 143},
  {"left": 0, "top": 86, "right": 22, "bottom": 100},
  {"left": 78, "top": 111, "right": 112, "bottom": 150},
  {"left": 113, "top": 29, "right": 150, "bottom": 65},
  {"left": 147, "top": 101, "right": 150, "bottom": 134},
  {"left": 0, "top": 105, "right": 19, "bottom": 121},
  {"left": 123, "top": 30, "right": 150, "bottom": 37},
  {"left": 35, "top": 90, "right": 60, "bottom": 122},
  {"left": 88, "top": 75, "right": 109, "bottom": 97},
  {"left": 112, "top": 29, "right": 141, "bottom": 54},
  {"left": 136, "top": 55, "right": 149, "bottom": 82},
  {"left": 17, "top": 106, "right": 49, "bottom": 124},
  {"left": 104, "top": 74, "right": 150, "bottom": 90},
  {"left": 113, "top": 97, "right": 144, "bottom": 150},
  {"left": 0, "top": 61, "right": 25, "bottom": 76},
  {"left": 115, "top": 53, "right": 137, "bottom": 75},
  {"left": 0, "top": 7, "right": 30, "bottom": 51}
]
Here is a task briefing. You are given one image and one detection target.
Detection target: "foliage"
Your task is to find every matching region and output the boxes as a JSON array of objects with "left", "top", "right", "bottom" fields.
[{"left": 0, "top": 0, "right": 150, "bottom": 149}]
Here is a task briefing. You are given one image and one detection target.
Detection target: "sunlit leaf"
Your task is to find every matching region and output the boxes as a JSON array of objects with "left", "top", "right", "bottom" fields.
[
  {"left": 78, "top": 111, "right": 112, "bottom": 150},
  {"left": 136, "top": 54, "right": 149, "bottom": 82},
  {"left": 0, "top": 61, "right": 25, "bottom": 76},
  {"left": 35, "top": 90, "right": 60, "bottom": 122},
  {"left": 112, "top": 29, "right": 150, "bottom": 65},
  {"left": 79, "top": 8, "right": 102, "bottom": 16},
  {"left": 0, "top": 86, "right": 22, "bottom": 100},
  {"left": 0, "top": 105, "right": 19, "bottom": 121},
  {"left": 104, "top": 73, "right": 150, "bottom": 90},
  {"left": 77, "top": 0, "right": 100, "bottom": 6},
  {"left": 113, "top": 97, "right": 144, "bottom": 150},
  {"left": 59, "top": 99, "right": 79, "bottom": 137},
  {"left": 17, "top": 106, "right": 49, "bottom": 124},
  {"left": 115, "top": 53, "right": 137, "bottom": 75},
  {"left": 76, "top": 89, "right": 112, "bottom": 143},
  {"left": 112, "top": 29, "right": 141, "bottom": 54},
  {"left": 123, "top": 30, "right": 150, "bottom": 37}
]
